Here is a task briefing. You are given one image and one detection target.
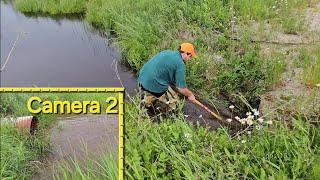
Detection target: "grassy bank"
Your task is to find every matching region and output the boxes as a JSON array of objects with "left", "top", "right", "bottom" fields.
[
  {"left": 0, "top": 92, "right": 115, "bottom": 179},
  {"left": 15, "top": 0, "right": 318, "bottom": 112},
  {"left": 125, "top": 98, "right": 320, "bottom": 179},
  {"left": 15, "top": 0, "right": 86, "bottom": 15}
]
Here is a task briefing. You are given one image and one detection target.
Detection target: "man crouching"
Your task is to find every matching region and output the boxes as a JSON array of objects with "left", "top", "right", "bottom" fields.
[{"left": 138, "top": 42, "right": 197, "bottom": 115}]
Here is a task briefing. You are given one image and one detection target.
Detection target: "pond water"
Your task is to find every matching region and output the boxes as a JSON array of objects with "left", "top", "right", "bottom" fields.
[{"left": 0, "top": 1, "right": 137, "bottom": 95}]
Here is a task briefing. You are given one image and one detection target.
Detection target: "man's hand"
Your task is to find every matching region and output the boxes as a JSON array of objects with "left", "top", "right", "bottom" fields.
[
  {"left": 188, "top": 94, "right": 196, "bottom": 102},
  {"left": 177, "top": 87, "right": 196, "bottom": 102}
]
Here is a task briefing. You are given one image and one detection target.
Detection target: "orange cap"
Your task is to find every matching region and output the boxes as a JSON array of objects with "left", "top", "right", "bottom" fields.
[{"left": 180, "top": 43, "right": 197, "bottom": 57}]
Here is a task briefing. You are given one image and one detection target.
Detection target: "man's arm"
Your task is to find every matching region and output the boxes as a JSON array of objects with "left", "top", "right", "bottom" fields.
[{"left": 177, "top": 87, "right": 196, "bottom": 102}]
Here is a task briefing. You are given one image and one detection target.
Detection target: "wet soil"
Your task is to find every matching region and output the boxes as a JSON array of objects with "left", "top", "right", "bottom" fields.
[{"left": 183, "top": 100, "right": 241, "bottom": 132}]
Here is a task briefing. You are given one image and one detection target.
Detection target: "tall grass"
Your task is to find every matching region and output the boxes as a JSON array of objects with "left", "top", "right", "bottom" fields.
[
  {"left": 296, "top": 47, "right": 320, "bottom": 87},
  {"left": 15, "top": 0, "right": 86, "bottom": 15},
  {"left": 125, "top": 98, "right": 320, "bottom": 179},
  {"left": 85, "top": 0, "right": 231, "bottom": 70},
  {"left": 264, "top": 53, "right": 287, "bottom": 88},
  {"left": 53, "top": 153, "right": 118, "bottom": 179},
  {"left": 0, "top": 124, "right": 47, "bottom": 179}
]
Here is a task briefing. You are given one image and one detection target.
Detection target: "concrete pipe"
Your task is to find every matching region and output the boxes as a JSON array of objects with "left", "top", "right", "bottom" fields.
[{"left": 1, "top": 116, "right": 38, "bottom": 134}]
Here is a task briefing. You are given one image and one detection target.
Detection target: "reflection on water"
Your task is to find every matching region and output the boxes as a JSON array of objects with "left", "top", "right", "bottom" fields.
[{"left": 0, "top": 1, "right": 137, "bottom": 93}]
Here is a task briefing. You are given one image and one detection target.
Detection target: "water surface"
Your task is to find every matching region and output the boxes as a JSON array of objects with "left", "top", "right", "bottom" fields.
[{"left": 1, "top": 1, "right": 137, "bottom": 93}]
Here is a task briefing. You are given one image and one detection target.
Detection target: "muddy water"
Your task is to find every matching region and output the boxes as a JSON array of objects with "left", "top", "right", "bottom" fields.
[
  {"left": 34, "top": 115, "right": 118, "bottom": 179},
  {"left": 51, "top": 115, "right": 118, "bottom": 160},
  {"left": 0, "top": 1, "right": 137, "bottom": 95}
]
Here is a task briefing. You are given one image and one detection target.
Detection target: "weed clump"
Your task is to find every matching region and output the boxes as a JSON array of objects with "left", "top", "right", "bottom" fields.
[
  {"left": 296, "top": 47, "right": 320, "bottom": 87},
  {"left": 214, "top": 47, "right": 266, "bottom": 112},
  {"left": 15, "top": 0, "right": 86, "bottom": 15}
]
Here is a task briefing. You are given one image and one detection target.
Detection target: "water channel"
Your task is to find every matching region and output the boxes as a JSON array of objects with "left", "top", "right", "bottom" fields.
[{"left": 1, "top": 0, "right": 137, "bottom": 95}]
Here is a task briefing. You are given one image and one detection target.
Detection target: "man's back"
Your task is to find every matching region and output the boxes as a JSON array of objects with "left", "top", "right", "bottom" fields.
[{"left": 138, "top": 50, "right": 186, "bottom": 93}]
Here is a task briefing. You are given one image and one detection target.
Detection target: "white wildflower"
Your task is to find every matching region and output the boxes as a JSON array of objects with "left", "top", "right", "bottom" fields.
[
  {"left": 246, "top": 119, "right": 254, "bottom": 126},
  {"left": 184, "top": 133, "right": 191, "bottom": 138},
  {"left": 246, "top": 112, "right": 252, "bottom": 116},
  {"left": 184, "top": 115, "right": 189, "bottom": 118},
  {"left": 316, "top": 83, "right": 320, "bottom": 87},
  {"left": 257, "top": 118, "right": 264, "bottom": 123},
  {"left": 266, "top": 120, "right": 273, "bottom": 125},
  {"left": 235, "top": 116, "right": 240, "bottom": 120},
  {"left": 272, "top": 6, "right": 276, "bottom": 9},
  {"left": 247, "top": 115, "right": 254, "bottom": 121},
  {"left": 247, "top": 131, "right": 252, "bottom": 135},
  {"left": 255, "top": 125, "right": 262, "bottom": 130},
  {"left": 227, "top": 118, "right": 232, "bottom": 123},
  {"left": 229, "top": 105, "right": 235, "bottom": 109},
  {"left": 252, "top": 109, "right": 259, "bottom": 116},
  {"left": 199, "top": 114, "right": 203, "bottom": 118},
  {"left": 241, "top": 140, "right": 246, "bottom": 143}
]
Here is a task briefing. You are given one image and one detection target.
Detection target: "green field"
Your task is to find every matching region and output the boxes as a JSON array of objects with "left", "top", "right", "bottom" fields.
[{"left": 1, "top": 0, "right": 319, "bottom": 179}]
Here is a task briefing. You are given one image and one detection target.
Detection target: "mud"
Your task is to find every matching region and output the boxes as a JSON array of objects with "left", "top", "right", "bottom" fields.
[{"left": 184, "top": 100, "right": 241, "bottom": 131}]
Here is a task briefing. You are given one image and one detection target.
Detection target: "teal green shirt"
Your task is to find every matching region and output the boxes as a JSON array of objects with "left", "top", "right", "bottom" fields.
[{"left": 138, "top": 50, "right": 187, "bottom": 93}]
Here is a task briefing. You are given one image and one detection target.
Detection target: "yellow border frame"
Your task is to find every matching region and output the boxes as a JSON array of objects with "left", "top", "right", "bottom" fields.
[{"left": 0, "top": 87, "right": 125, "bottom": 180}]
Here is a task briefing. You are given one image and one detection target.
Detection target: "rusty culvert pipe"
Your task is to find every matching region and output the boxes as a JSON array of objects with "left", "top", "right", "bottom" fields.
[{"left": 2, "top": 116, "right": 38, "bottom": 134}]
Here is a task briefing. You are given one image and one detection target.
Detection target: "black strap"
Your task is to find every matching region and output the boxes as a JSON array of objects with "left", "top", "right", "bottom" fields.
[{"left": 139, "top": 84, "right": 166, "bottom": 98}]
